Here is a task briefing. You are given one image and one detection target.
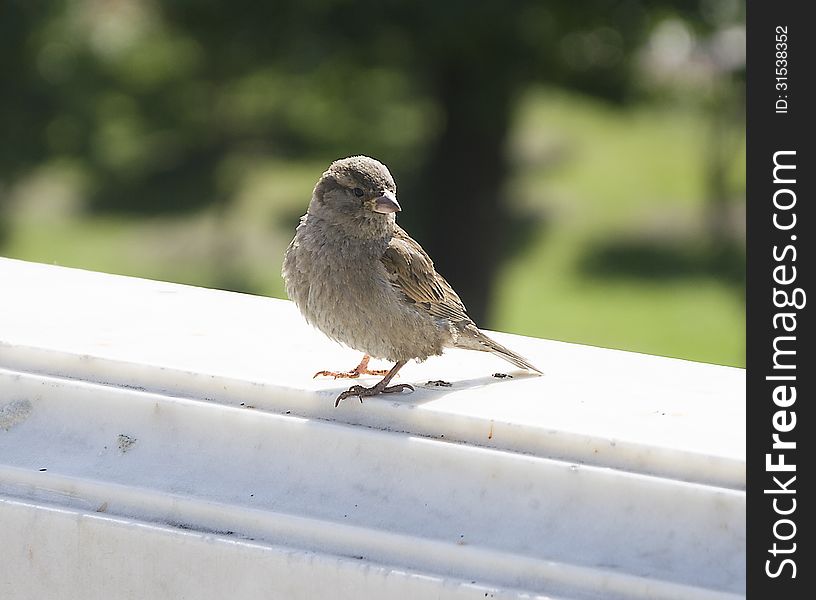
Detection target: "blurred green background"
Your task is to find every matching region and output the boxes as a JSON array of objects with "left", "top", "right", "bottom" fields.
[{"left": 1, "top": 0, "right": 745, "bottom": 366}]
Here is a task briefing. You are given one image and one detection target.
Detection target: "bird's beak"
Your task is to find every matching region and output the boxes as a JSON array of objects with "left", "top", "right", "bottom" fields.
[{"left": 373, "top": 190, "right": 401, "bottom": 214}]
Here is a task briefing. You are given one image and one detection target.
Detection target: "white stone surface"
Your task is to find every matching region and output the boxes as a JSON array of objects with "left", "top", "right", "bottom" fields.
[{"left": 0, "top": 257, "right": 745, "bottom": 599}]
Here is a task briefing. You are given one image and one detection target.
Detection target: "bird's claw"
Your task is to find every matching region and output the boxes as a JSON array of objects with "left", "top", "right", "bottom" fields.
[
  {"left": 382, "top": 383, "right": 414, "bottom": 395},
  {"left": 335, "top": 385, "right": 366, "bottom": 405},
  {"left": 364, "top": 369, "right": 391, "bottom": 377},
  {"left": 314, "top": 370, "right": 359, "bottom": 379},
  {"left": 314, "top": 369, "right": 391, "bottom": 379},
  {"left": 334, "top": 383, "right": 414, "bottom": 407}
]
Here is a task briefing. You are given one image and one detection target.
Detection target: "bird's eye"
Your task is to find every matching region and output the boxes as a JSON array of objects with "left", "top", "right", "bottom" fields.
[{"left": 353, "top": 187, "right": 364, "bottom": 198}]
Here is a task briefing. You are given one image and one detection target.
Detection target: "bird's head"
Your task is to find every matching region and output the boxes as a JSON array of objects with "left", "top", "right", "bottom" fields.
[{"left": 310, "top": 156, "right": 401, "bottom": 226}]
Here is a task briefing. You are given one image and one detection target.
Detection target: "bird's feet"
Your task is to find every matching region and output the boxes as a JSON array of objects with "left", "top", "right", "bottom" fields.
[
  {"left": 313, "top": 354, "right": 390, "bottom": 379},
  {"left": 313, "top": 367, "right": 390, "bottom": 379},
  {"left": 335, "top": 382, "right": 414, "bottom": 407}
]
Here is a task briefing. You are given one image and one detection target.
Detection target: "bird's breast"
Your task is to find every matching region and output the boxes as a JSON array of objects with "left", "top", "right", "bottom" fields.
[{"left": 282, "top": 224, "right": 450, "bottom": 362}]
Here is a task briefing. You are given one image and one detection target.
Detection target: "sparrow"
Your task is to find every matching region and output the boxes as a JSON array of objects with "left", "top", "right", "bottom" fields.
[{"left": 282, "top": 156, "right": 541, "bottom": 406}]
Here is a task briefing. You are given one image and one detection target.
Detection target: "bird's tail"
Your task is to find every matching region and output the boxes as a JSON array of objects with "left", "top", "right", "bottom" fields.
[{"left": 464, "top": 328, "right": 543, "bottom": 374}]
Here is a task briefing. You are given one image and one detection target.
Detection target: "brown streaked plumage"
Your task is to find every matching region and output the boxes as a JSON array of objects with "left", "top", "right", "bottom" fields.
[{"left": 282, "top": 155, "right": 541, "bottom": 406}]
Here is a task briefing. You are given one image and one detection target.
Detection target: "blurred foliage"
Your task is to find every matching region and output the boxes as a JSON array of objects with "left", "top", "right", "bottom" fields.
[{"left": 1, "top": 0, "right": 745, "bottom": 366}]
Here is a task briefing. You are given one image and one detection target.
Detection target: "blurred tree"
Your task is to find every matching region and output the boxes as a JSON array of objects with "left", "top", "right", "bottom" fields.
[
  {"left": 636, "top": 3, "right": 745, "bottom": 272},
  {"left": 1, "top": 0, "right": 741, "bottom": 321},
  {"left": 158, "top": 0, "right": 657, "bottom": 320}
]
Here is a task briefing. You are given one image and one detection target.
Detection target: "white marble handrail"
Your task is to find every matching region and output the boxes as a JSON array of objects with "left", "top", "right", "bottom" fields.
[{"left": 0, "top": 257, "right": 745, "bottom": 599}]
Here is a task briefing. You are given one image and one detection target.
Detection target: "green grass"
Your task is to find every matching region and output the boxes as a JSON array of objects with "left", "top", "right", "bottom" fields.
[
  {"left": 494, "top": 228, "right": 744, "bottom": 366},
  {"left": 492, "top": 88, "right": 745, "bottom": 366},
  {"left": 3, "top": 89, "right": 745, "bottom": 367}
]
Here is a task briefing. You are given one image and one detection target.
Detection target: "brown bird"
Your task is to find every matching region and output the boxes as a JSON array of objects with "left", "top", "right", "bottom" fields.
[{"left": 282, "top": 156, "right": 541, "bottom": 406}]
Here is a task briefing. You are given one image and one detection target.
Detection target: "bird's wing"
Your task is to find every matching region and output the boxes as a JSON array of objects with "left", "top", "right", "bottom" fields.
[{"left": 381, "top": 226, "right": 470, "bottom": 323}]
